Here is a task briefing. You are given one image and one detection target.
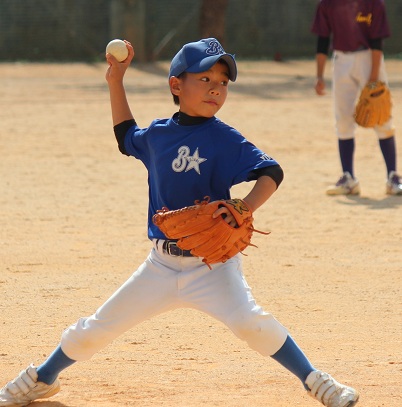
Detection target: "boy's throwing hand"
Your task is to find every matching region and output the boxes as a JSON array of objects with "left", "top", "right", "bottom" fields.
[{"left": 105, "top": 40, "right": 134, "bottom": 83}]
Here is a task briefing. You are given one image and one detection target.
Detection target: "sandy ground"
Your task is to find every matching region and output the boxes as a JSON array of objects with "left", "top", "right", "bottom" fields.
[{"left": 0, "top": 59, "right": 401, "bottom": 407}]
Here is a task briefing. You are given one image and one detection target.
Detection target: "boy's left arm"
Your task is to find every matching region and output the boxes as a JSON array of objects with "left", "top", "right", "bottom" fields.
[
  {"left": 242, "top": 175, "right": 278, "bottom": 213},
  {"left": 213, "top": 176, "right": 278, "bottom": 227}
]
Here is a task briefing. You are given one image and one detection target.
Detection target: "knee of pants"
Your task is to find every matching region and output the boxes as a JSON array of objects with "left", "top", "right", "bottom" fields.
[
  {"left": 226, "top": 307, "right": 288, "bottom": 357},
  {"left": 61, "top": 316, "right": 119, "bottom": 361},
  {"left": 336, "top": 118, "right": 356, "bottom": 140},
  {"left": 375, "top": 121, "right": 395, "bottom": 139}
]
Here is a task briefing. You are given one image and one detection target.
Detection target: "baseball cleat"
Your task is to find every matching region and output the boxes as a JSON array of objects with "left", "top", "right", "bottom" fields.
[
  {"left": 386, "top": 171, "right": 402, "bottom": 195},
  {"left": 326, "top": 172, "right": 360, "bottom": 196},
  {"left": 305, "top": 370, "right": 359, "bottom": 407},
  {"left": 0, "top": 364, "right": 60, "bottom": 406}
]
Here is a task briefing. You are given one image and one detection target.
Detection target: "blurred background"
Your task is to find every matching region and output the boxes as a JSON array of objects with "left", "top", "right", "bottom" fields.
[{"left": 0, "top": 0, "right": 401, "bottom": 63}]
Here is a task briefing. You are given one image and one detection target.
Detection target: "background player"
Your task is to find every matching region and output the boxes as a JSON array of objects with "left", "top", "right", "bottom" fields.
[
  {"left": 0, "top": 38, "right": 358, "bottom": 407},
  {"left": 311, "top": 0, "right": 402, "bottom": 196}
]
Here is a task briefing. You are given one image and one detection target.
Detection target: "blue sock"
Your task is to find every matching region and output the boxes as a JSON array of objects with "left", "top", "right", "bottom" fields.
[
  {"left": 338, "top": 138, "right": 355, "bottom": 178},
  {"left": 271, "top": 335, "right": 315, "bottom": 390},
  {"left": 379, "top": 136, "right": 396, "bottom": 177},
  {"left": 36, "top": 344, "right": 76, "bottom": 385}
]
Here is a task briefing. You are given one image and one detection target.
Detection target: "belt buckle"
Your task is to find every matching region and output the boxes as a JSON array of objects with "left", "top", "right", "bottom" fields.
[{"left": 166, "top": 240, "right": 180, "bottom": 256}]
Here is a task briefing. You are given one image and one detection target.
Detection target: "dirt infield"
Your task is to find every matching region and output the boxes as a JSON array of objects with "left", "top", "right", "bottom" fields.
[{"left": 1, "top": 60, "right": 401, "bottom": 406}]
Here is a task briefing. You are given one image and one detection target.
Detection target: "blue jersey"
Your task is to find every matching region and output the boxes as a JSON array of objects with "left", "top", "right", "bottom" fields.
[{"left": 124, "top": 114, "right": 279, "bottom": 239}]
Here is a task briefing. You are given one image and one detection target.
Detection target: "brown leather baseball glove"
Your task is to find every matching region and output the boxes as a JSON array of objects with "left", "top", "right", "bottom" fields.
[
  {"left": 152, "top": 196, "right": 269, "bottom": 268},
  {"left": 354, "top": 81, "right": 392, "bottom": 128}
]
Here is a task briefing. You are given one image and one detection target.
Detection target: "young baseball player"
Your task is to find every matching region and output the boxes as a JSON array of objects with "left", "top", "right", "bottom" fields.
[
  {"left": 311, "top": 0, "right": 402, "bottom": 196},
  {"left": 0, "top": 38, "right": 359, "bottom": 407}
]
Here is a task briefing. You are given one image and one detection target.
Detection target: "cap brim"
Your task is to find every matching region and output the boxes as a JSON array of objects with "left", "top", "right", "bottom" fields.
[{"left": 186, "top": 53, "right": 237, "bottom": 82}]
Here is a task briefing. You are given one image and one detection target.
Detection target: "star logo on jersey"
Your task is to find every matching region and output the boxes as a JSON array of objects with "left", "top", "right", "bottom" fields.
[
  {"left": 172, "top": 146, "right": 207, "bottom": 174},
  {"left": 185, "top": 148, "right": 207, "bottom": 174}
]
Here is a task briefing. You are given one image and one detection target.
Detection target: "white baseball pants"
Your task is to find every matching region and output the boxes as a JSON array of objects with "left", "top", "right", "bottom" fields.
[
  {"left": 332, "top": 49, "right": 395, "bottom": 140},
  {"left": 60, "top": 240, "right": 288, "bottom": 361}
]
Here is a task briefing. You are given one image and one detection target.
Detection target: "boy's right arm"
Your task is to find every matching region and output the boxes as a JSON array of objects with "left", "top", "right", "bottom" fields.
[
  {"left": 314, "top": 36, "right": 329, "bottom": 96},
  {"left": 315, "top": 53, "right": 327, "bottom": 96},
  {"left": 106, "top": 41, "right": 135, "bottom": 126}
]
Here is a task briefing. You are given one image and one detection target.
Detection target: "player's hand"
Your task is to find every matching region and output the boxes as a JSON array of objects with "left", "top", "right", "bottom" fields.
[
  {"left": 212, "top": 206, "right": 237, "bottom": 227},
  {"left": 315, "top": 77, "right": 326, "bottom": 96},
  {"left": 105, "top": 41, "right": 134, "bottom": 83}
]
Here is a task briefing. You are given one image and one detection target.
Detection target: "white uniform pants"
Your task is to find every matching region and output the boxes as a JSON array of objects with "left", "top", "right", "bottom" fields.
[
  {"left": 332, "top": 49, "right": 395, "bottom": 140},
  {"left": 60, "top": 240, "right": 288, "bottom": 361}
]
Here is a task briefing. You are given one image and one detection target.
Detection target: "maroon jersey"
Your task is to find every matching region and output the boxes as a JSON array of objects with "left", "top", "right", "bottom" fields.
[{"left": 311, "top": 0, "right": 390, "bottom": 52}]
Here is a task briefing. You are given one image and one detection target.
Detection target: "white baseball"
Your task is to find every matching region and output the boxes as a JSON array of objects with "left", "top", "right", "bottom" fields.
[{"left": 106, "top": 39, "right": 129, "bottom": 62}]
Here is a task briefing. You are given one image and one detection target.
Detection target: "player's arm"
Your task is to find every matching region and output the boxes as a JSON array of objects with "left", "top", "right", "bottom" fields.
[
  {"left": 106, "top": 41, "right": 135, "bottom": 126},
  {"left": 213, "top": 169, "right": 282, "bottom": 227},
  {"left": 368, "top": 38, "right": 384, "bottom": 83},
  {"left": 315, "top": 36, "right": 330, "bottom": 96},
  {"left": 242, "top": 175, "right": 278, "bottom": 213}
]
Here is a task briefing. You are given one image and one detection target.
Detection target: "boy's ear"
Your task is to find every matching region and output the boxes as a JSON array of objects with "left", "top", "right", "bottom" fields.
[{"left": 169, "top": 76, "right": 181, "bottom": 96}]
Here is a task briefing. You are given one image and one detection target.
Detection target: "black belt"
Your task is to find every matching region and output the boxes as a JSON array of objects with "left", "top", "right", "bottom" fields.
[{"left": 158, "top": 240, "right": 193, "bottom": 257}]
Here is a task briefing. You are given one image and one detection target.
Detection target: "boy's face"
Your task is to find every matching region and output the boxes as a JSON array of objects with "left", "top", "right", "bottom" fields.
[{"left": 170, "top": 61, "right": 229, "bottom": 117}]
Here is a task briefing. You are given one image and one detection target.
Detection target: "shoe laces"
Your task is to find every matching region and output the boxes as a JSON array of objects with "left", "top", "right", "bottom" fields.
[
  {"left": 309, "top": 371, "right": 353, "bottom": 407},
  {"left": 6, "top": 365, "right": 38, "bottom": 396},
  {"left": 389, "top": 173, "right": 401, "bottom": 186},
  {"left": 336, "top": 175, "right": 348, "bottom": 186},
  {"left": 336, "top": 172, "right": 354, "bottom": 187},
  {"left": 310, "top": 373, "right": 334, "bottom": 400}
]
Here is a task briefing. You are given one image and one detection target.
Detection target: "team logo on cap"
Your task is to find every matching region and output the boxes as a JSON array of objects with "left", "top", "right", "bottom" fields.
[{"left": 206, "top": 39, "right": 225, "bottom": 56}]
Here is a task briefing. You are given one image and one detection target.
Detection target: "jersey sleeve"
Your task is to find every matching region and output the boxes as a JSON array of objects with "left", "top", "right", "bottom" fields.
[
  {"left": 114, "top": 119, "right": 136, "bottom": 155},
  {"left": 311, "top": 1, "right": 331, "bottom": 37},
  {"left": 123, "top": 121, "right": 155, "bottom": 162},
  {"left": 370, "top": 0, "right": 391, "bottom": 39},
  {"left": 220, "top": 127, "right": 280, "bottom": 186}
]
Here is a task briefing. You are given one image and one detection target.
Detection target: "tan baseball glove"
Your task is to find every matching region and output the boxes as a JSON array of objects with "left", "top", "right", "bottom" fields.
[
  {"left": 152, "top": 196, "right": 269, "bottom": 268},
  {"left": 354, "top": 81, "right": 392, "bottom": 128}
]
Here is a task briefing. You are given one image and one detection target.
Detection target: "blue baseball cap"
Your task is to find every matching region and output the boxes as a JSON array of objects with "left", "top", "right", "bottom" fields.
[{"left": 169, "top": 38, "right": 237, "bottom": 82}]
